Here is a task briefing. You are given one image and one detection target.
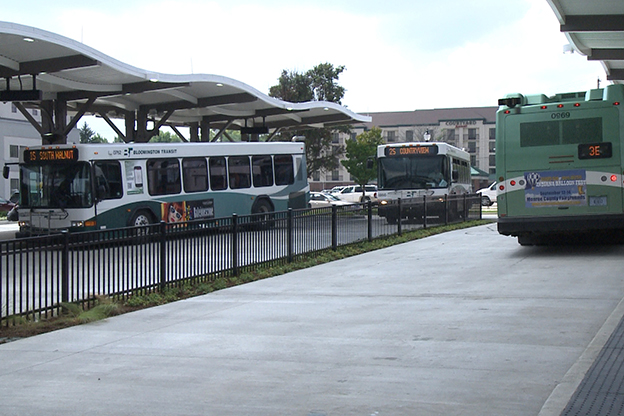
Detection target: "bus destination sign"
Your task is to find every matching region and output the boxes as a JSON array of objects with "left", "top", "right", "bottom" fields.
[
  {"left": 25, "top": 148, "right": 79, "bottom": 163},
  {"left": 578, "top": 142, "right": 612, "bottom": 160},
  {"left": 385, "top": 145, "right": 438, "bottom": 157}
]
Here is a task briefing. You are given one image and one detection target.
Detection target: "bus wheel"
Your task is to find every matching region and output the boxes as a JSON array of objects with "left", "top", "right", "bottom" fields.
[
  {"left": 252, "top": 199, "right": 274, "bottom": 229},
  {"left": 130, "top": 210, "right": 153, "bottom": 239}
]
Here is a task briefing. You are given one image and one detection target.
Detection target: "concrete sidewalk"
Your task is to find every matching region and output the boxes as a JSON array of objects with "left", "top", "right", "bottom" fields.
[{"left": 1, "top": 223, "right": 623, "bottom": 416}]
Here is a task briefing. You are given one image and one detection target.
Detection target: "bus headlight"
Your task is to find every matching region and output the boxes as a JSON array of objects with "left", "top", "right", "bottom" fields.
[
  {"left": 71, "top": 221, "right": 84, "bottom": 227},
  {"left": 18, "top": 220, "right": 29, "bottom": 227},
  {"left": 380, "top": 200, "right": 388, "bottom": 205}
]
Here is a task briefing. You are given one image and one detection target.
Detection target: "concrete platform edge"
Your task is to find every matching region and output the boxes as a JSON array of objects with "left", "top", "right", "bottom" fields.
[{"left": 538, "top": 294, "right": 624, "bottom": 416}]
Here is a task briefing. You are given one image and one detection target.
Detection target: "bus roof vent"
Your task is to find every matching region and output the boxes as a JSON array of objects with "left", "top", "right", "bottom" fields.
[
  {"left": 585, "top": 89, "right": 603, "bottom": 101},
  {"left": 524, "top": 94, "right": 549, "bottom": 105}
]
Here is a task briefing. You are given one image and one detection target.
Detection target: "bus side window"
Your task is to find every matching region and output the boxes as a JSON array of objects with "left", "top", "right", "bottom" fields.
[
  {"left": 182, "top": 157, "right": 208, "bottom": 193},
  {"left": 228, "top": 156, "right": 251, "bottom": 189},
  {"left": 274, "top": 155, "right": 294, "bottom": 185},
  {"left": 209, "top": 157, "right": 227, "bottom": 191},
  {"left": 147, "top": 159, "right": 181, "bottom": 196},
  {"left": 252, "top": 155, "right": 273, "bottom": 187},
  {"left": 94, "top": 161, "right": 123, "bottom": 199}
]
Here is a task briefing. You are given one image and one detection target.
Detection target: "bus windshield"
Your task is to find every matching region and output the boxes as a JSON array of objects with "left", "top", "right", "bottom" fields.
[
  {"left": 379, "top": 155, "right": 448, "bottom": 190},
  {"left": 21, "top": 162, "right": 93, "bottom": 209}
]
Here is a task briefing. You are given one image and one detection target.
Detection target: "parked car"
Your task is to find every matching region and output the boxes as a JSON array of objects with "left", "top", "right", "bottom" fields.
[
  {"left": 0, "top": 196, "right": 16, "bottom": 212},
  {"left": 477, "top": 182, "right": 498, "bottom": 206},
  {"left": 336, "top": 185, "right": 378, "bottom": 204},
  {"left": 325, "top": 186, "right": 346, "bottom": 195},
  {"left": 309, "top": 192, "right": 354, "bottom": 208}
]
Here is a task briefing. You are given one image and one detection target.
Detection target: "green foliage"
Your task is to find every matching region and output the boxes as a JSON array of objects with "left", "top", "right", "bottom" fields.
[
  {"left": 149, "top": 130, "right": 183, "bottom": 143},
  {"left": 269, "top": 62, "right": 348, "bottom": 178},
  {"left": 79, "top": 122, "right": 108, "bottom": 143},
  {"left": 341, "top": 127, "right": 384, "bottom": 187}
]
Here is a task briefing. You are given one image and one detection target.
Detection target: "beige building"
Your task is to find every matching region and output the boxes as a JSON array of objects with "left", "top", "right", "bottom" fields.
[{"left": 310, "top": 106, "right": 498, "bottom": 191}]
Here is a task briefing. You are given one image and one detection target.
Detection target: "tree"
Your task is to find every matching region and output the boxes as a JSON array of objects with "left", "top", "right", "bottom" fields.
[
  {"left": 78, "top": 122, "right": 108, "bottom": 143},
  {"left": 269, "top": 62, "right": 348, "bottom": 178},
  {"left": 148, "top": 130, "right": 182, "bottom": 143},
  {"left": 341, "top": 127, "right": 384, "bottom": 197}
]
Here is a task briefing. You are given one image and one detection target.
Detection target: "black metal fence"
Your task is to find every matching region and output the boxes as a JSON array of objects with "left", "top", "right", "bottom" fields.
[{"left": 1, "top": 194, "right": 482, "bottom": 323}]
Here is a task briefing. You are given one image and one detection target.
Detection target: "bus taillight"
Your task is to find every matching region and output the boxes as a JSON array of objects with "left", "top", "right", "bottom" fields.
[{"left": 611, "top": 175, "right": 618, "bottom": 182}]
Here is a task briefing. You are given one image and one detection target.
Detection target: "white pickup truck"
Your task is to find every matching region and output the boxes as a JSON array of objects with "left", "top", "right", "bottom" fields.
[{"left": 336, "top": 185, "right": 378, "bottom": 204}]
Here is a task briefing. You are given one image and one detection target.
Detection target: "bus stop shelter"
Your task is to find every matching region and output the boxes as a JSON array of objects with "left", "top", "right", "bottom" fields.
[{"left": 0, "top": 21, "right": 370, "bottom": 145}]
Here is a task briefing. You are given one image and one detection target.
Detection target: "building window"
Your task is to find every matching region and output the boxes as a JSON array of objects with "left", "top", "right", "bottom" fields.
[
  {"left": 387, "top": 131, "right": 396, "bottom": 142},
  {"left": 489, "top": 154, "right": 496, "bottom": 166},
  {"left": 468, "top": 141, "right": 476, "bottom": 153},
  {"left": 471, "top": 155, "right": 477, "bottom": 166},
  {"left": 10, "top": 178, "right": 19, "bottom": 193},
  {"left": 332, "top": 132, "right": 340, "bottom": 144},
  {"left": 468, "top": 128, "right": 478, "bottom": 140},
  {"left": 332, "top": 169, "right": 339, "bottom": 181},
  {"left": 9, "top": 145, "right": 19, "bottom": 159},
  {"left": 350, "top": 132, "right": 357, "bottom": 141},
  {"left": 489, "top": 141, "right": 496, "bottom": 152},
  {"left": 405, "top": 130, "right": 414, "bottom": 142},
  {"left": 312, "top": 171, "right": 320, "bottom": 181},
  {"left": 489, "top": 128, "right": 496, "bottom": 140}
]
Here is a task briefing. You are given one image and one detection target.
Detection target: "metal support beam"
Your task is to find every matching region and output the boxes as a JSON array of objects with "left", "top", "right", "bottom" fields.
[
  {"left": 561, "top": 15, "right": 624, "bottom": 32},
  {"left": 170, "top": 125, "right": 188, "bottom": 142},
  {"left": 99, "top": 111, "right": 127, "bottom": 142},
  {"left": 607, "top": 69, "right": 624, "bottom": 81},
  {"left": 200, "top": 118, "right": 210, "bottom": 142},
  {"left": 211, "top": 120, "right": 234, "bottom": 142},
  {"left": 588, "top": 49, "right": 624, "bottom": 61},
  {"left": 13, "top": 102, "right": 43, "bottom": 135},
  {"left": 189, "top": 122, "right": 199, "bottom": 142}
]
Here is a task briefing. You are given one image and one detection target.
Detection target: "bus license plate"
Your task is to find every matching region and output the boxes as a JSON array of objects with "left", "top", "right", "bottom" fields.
[{"left": 589, "top": 196, "right": 607, "bottom": 207}]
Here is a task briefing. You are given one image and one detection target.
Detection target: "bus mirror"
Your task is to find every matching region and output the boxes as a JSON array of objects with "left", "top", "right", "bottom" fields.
[{"left": 2, "top": 165, "right": 9, "bottom": 179}]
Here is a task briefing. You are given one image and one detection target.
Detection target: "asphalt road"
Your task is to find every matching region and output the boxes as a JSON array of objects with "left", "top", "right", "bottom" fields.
[{"left": 1, "top": 222, "right": 622, "bottom": 415}]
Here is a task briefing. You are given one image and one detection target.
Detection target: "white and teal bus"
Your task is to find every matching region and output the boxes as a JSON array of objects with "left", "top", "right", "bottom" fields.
[
  {"left": 375, "top": 142, "right": 472, "bottom": 223},
  {"left": 496, "top": 83, "right": 624, "bottom": 245},
  {"left": 5, "top": 141, "right": 308, "bottom": 236}
]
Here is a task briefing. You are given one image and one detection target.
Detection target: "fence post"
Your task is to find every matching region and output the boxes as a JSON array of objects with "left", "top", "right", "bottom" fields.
[
  {"left": 331, "top": 205, "right": 338, "bottom": 250},
  {"left": 423, "top": 195, "right": 428, "bottom": 229},
  {"left": 463, "top": 193, "right": 468, "bottom": 221},
  {"left": 367, "top": 201, "right": 373, "bottom": 242},
  {"left": 397, "top": 198, "right": 402, "bottom": 236},
  {"left": 444, "top": 194, "right": 449, "bottom": 225},
  {"left": 159, "top": 221, "right": 167, "bottom": 291},
  {"left": 232, "top": 214, "right": 239, "bottom": 276},
  {"left": 61, "top": 231, "right": 69, "bottom": 303},
  {"left": 287, "top": 208, "right": 293, "bottom": 263}
]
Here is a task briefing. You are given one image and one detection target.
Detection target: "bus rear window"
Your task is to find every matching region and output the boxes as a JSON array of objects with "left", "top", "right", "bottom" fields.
[{"left": 520, "top": 117, "right": 602, "bottom": 147}]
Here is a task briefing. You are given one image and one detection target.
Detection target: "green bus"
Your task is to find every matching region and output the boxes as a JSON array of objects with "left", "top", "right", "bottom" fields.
[
  {"left": 496, "top": 84, "right": 624, "bottom": 245},
  {"left": 3, "top": 141, "right": 309, "bottom": 236}
]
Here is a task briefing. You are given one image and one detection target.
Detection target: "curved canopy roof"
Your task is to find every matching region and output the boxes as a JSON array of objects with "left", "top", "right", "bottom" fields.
[
  {"left": 0, "top": 21, "right": 370, "bottom": 139},
  {"left": 547, "top": 0, "right": 624, "bottom": 84}
]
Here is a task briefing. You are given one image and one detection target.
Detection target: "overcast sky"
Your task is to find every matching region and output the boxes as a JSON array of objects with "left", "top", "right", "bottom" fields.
[{"left": 3, "top": 0, "right": 606, "bottom": 138}]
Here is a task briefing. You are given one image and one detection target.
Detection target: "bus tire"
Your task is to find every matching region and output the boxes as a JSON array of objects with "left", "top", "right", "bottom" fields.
[
  {"left": 130, "top": 210, "right": 154, "bottom": 240},
  {"left": 252, "top": 199, "right": 274, "bottom": 229}
]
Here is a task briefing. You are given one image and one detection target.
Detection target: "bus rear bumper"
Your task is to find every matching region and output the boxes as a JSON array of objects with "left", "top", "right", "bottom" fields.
[{"left": 498, "top": 214, "right": 624, "bottom": 236}]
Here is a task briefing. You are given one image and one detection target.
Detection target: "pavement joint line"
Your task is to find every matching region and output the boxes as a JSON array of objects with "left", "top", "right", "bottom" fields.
[{"left": 538, "top": 292, "right": 624, "bottom": 416}]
